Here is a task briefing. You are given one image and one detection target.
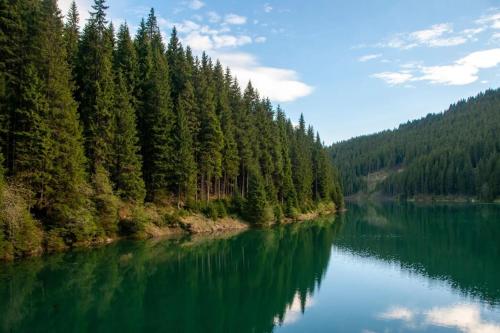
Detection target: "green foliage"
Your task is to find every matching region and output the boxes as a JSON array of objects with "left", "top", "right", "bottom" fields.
[
  {"left": 0, "top": 1, "right": 343, "bottom": 259},
  {"left": 93, "top": 165, "right": 119, "bottom": 236},
  {"left": 245, "top": 170, "right": 274, "bottom": 224},
  {"left": 0, "top": 181, "right": 43, "bottom": 260},
  {"left": 202, "top": 200, "right": 228, "bottom": 220},
  {"left": 111, "top": 71, "right": 145, "bottom": 202},
  {"left": 332, "top": 89, "right": 500, "bottom": 201},
  {"left": 76, "top": 0, "right": 115, "bottom": 169}
]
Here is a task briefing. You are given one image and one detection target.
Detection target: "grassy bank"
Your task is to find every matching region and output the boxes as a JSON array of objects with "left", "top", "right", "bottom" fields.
[{"left": 0, "top": 193, "right": 339, "bottom": 262}]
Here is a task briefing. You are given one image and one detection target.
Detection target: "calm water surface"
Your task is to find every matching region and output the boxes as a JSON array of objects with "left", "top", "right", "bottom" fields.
[{"left": 1, "top": 202, "right": 500, "bottom": 333}]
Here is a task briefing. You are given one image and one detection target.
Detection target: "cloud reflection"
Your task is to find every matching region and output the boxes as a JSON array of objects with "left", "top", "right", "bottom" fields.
[
  {"left": 377, "top": 304, "right": 500, "bottom": 333},
  {"left": 274, "top": 291, "right": 315, "bottom": 326}
]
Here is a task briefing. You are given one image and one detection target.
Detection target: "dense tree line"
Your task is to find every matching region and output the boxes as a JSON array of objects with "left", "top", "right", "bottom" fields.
[
  {"left": 331, "top": 89, "right": 500, "bottom": 201},
  {"left": 0, "top": 0, "right": 342, "bottom": 259}
]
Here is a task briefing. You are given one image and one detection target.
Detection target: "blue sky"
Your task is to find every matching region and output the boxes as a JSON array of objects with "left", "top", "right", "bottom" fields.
[{"left": 59, "top": 0, "right": 500, "bottom": 144}]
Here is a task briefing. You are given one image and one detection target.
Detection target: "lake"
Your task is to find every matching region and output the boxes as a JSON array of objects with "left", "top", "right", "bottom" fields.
[{"left": 1, "top": 202, "right": 500, "bottom": 333}]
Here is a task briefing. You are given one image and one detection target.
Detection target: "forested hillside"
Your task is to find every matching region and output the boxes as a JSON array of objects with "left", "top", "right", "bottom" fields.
[
  {"left": 331, "top": 89, "right": 500, "bottom": 201},
  {"left": 0, "top": 0, "right": 343, "bottom": 260}
]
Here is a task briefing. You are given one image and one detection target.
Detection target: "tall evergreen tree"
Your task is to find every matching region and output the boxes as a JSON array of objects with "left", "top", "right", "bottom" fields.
[
  {"left": 111, "top": 72, "right": 145, "bottom": 202},
  {"left": 76, "top": 0, "right": 115, "bottom": 170},
  {"left": 198, "top": 53, "right": 223, "bottom": 201},
  {"left": 63, "top": 1, "right": 79, "bottom": 76},
  {"left": 139, "top": 9, "right": 175, "bottom": 200},
  {"left": 114, "top": 23, "right": 138, "bottom": 104},
  {"left": 174, "top": 88, "right": 197, "bottom": 206}
]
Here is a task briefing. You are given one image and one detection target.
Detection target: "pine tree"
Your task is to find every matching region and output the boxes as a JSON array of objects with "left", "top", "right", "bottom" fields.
[
  {"left": 277, "top": 107, "right": 297, "bottom": 212},
  {"left": 139, "top": 9, "right": 175, "bottom": 200},
  {"left": 63, "top": 1, "right": 79, "bottom": 76},
  {"left": 174, "top": 89, "right": 197, "bottom": 206},
  {"left": 198, "top": 53, "right": 223, "bottom": 201},
  {"left": 111, "top": 71, "right": 145, "bottom": 202},
  {"left": 167, "top": 26, "right": 186, "bottom": 104},
  {"left": 245, "top": 169, "right": 272, "bottom": 224},
  {"left": 220, "top": 67, "right": 239, "bottom": 196},
  {"left": 76, "top": 0, "right": 115, "bottom": 171},
  {"left": 114, "top": 23, "right": 138, "bottom": 105}
]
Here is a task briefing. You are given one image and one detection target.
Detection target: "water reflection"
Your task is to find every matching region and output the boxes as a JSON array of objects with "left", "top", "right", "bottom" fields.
[
  {"left": 335, "top": 202, "right": 500, "bottom": 306},
  {"left": 1, "top": 203, "right": 500, "bottom": 333},
  {"left": 0, "top": 218, "right": 340, "bottom": 333},
  {"left": 378, "top": 304, "right": 500, "bottom": 333}
]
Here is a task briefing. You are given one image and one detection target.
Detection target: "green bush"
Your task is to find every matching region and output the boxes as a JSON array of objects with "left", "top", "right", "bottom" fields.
[
  {"left": 45, "top": 228, "right": 68, "bottom": 253},
  {"left": 0, "top": 182, "right": 43, "bottom": 259},
  {"left": 202, "top": 200, "right": 228, "bottom": 220},
  {"left": 119, "top": 205, "right": 149, "bottom": 237}
]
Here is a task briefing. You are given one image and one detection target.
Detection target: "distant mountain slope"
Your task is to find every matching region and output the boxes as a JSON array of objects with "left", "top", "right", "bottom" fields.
[{"left": 331, "top": 89, "right": 500, "bottom": 201}]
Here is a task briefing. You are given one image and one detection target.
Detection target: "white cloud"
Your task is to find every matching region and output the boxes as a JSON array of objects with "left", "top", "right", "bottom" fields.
[
  {"left": 373, "top": 48, "right": 500, "bottom": 86},
  {"left": 255, "top": 36, "right": 267, "bottom": 43},
  {"left": 264, "top": 3, "right": 273, "bottom": 13},
  {"left": 377, "top": 304, "right": 500, "bottom": 333},
  {"left": 378, "top": 306, "right": 414, "bottom": 322},
  {"left": 418, "top": 48, "right": 500, "bottom": 85},
  {"left": 58, "top": 0, "right": 91, "bottom": 22},
  {"left": 213, "top": 35, "right": 252, "bottom": 49},
  {"left": 215, "top": 52, "right": 313, "bottom": 102},
  {"left": 371, "top": 72, "right": 413, "bottom": 85},
  {"left": 224, "top": 14, "right": 247, "bottom": 25},
  {"left": 425, "top": 304, "right": 500, "bottom": 333},
  {"left": 376, "top": 23, "right": 482, "bottom": 50},
  {"left": 184, "top": 31, "right": 213, "bottom": 51},
  {"left": 188, "top": 0, "right": 205, "bottom": 10},
  {"left": 358, "top": 54, "right": 382, "bottom": 62},
  {"left": 476, "top": 11, "right": 500, "bottom": 30}
]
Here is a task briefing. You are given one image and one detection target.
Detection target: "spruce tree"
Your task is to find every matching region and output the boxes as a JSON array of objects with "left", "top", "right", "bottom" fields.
[
  {"left": 167, "top": 27, "right": 186, "bottom": 104},
  {"left": 198, "top": 53, "right": 223, "bottom": 201},
  {"left": 111, "top": 71, "right": 145, "bottom": 202},
  {"left": 174, "top": 89, "right": 197, "bottom": 206},
  {"left": 245, "top": 169, "right": 272, "bottom": 224},
  {"left": 76, "top": 0, "right": 115, "bottom": 170},
  {"left": 139, "top": 9, "right": 175, "bottom": 200},
  {"left": 220, "top": 67, "right": 239, "bottom": 196},
  {"left": 63, "top": 1, "right": 79, "bottom": 76},
  {"left": 114, "top": 23, "right": 138, "bottom": 105}
]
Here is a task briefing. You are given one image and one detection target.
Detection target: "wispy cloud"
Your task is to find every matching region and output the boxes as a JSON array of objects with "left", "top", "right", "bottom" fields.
[
  {"left": 358, "top": 54, "right": 382, "bottom": 62},
  {"left": 372, "top": 71, "right": 413, "bottom": 85},
  {"left": 215, "top": 52, "right": 313, "bottom": 102},
  {"left": 377, "top": 304, "right": 500, "bottom": 333},
  {"left": 377, "top": 23, "right": 476, "bottom": 50},
  {"left": 373, "top": 48, "right": 500, "bottom": 86},
  {"left": 378, "top": 306, "right": 414, "bottom": 322},
  {"left": 224, "top": 14, "right": 247, "bottom": 25},
  {"left": 476, "top": 10, "right": 500, "bottom": 30},
  {"left": 264, "top": 3, "right": 273, "bottom": 13},
  {"left": 187, "top": 0, "right": 204, "bottom": 10}
]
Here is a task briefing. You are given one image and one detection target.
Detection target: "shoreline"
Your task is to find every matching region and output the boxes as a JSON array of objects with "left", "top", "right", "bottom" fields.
[
  {"left": 346, "top": 194, "right": 500, "bottom": 204},
  {"left": 1, "top": 205, "right": 339, "bottom": 263}
]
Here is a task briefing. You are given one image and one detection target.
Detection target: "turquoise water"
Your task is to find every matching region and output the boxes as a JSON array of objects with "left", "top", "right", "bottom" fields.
[{"left": 1, "top": 202, "right": 500, "bottom": 332}]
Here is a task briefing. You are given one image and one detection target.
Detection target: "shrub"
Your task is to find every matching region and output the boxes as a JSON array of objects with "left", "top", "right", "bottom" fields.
[
  {"left": 0, "top": 182, "right": 43, "bottom": 259},
  {"left": 202, "top": 200, "right": 228, "bottom": 221},
  {"left": 119, "top": 205, "right": 148, "bottom": 237}
]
